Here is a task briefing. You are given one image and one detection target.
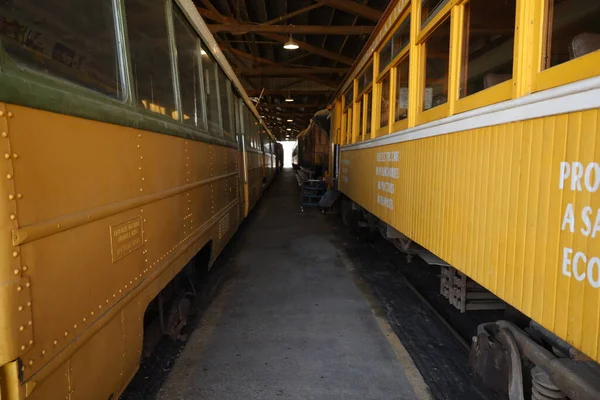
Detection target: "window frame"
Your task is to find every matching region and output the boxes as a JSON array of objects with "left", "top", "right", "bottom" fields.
[
  {"left": 391, "top": 54, "right": 411, "bottom": 133},
  {"left": 355, "top": 63, "right": 373, "bottom": 141},
  {"left": 0, "top": 0, "right": 130, "bottom": 102},
  {"left": 375, "top": 7, "right": 412, "bottom": 137},
  {"left": 452, "top": 0, "right": 516, "bottom": 115},
  {"left": 416, "top": 13, "right": 452, "bottom": 125},
  {"left": 532, "top": 0, "right": 600, "bottom": 92},
  {"left": 170, "top": 2, "right": 208, "bottom": 128}
]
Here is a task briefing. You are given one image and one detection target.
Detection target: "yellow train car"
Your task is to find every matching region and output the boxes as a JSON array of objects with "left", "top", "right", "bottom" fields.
[
  {"left": 0, "top": 0, "right": 276, "bottom": 399},
  {"left": 330, "top": 0, "right": 600, "bottom": 397}
]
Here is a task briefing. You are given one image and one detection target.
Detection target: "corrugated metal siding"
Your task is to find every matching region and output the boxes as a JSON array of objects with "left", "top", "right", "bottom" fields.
[{"left": 339, "top": 109, "right": 600, "bottom": 362}]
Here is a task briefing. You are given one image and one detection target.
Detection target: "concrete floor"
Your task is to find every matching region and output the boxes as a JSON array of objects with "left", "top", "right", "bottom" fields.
[{"left": 158, "top": 170, "right": 427, "bottom": 400}]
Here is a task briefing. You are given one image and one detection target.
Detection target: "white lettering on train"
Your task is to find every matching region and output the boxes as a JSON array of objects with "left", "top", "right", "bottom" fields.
[
  {"left": 559, "top": 161, "right": 600, "bottom": 192},
  {"left": 562, "top": 247, "right": 600, "bottom": 288},
  {"left": 559, "top": 161, "right": 600, "bottom": 289},
  {"left": 375, "top": 151, "right": 399, "bottom": 210}
]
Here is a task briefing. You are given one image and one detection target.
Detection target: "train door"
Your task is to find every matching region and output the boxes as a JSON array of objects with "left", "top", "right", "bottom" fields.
[
  {"left": 260, "top": 131, "right": 267, "bottom": 188},
  {"left": 236, "top": 99, "right": 250, "bottom": 218}
]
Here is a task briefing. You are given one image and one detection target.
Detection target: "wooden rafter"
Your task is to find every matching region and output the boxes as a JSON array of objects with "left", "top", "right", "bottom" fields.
[
  {"left": 208, "top": 24, "right": 375, "bottom": 35},
  {"left": 261, "top": 103, "right": 322, "bottom": 109},
  {"left": 219, "top": 44, "right": 338, "bottom": 88},
  {"left": 246, "top": 89, "right": 334, "bottom": 95},
  {"left": 315, "top": 0, "right": 383, "bottom": 22},
  {"left": 262, "top": 3, "right": 326, "bottom": 25},
  {"left": 196, "top": 8, "right": 354, "bottom": 65},
  {"left": 235, "top": 66, "right": 348, "bottom": 76}
]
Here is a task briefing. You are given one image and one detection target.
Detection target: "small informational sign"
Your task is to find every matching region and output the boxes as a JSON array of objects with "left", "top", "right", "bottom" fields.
[{"left": 110, "top": 216, "right": 143, "bottom": 262}]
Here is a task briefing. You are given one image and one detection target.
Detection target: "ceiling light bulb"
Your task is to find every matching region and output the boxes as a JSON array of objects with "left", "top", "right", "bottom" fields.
[
  {"left": 287, "top": 128, "right": 292, "bottom": 131},
  {"left": 285, "top": 96, "right": 294, "bottom": 103},
  {"left": 283, "top": 35, "right": 299, "bottom": 50},
  {"left": 287, "top": 119, "right": 293, "bottom": 122}
]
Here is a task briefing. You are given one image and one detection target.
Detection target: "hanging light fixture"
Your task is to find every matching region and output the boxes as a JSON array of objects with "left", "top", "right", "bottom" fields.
[
  {"left": 285, "top": 91, "right": 294, "bottom": 103},
  {"left": 287, "top": 119, "right": 293, "bottom": 122},
  {"left": 283, "top": 34, "right": 299, "bottom": 50}
]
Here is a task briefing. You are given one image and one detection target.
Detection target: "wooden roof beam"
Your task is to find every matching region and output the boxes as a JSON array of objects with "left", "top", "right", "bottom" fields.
[
  {"left": 262, "top": 3, "right": 326, "bottom": 25},
  {"left": 208, "top": 24, "right": 375, "bottom": 35},
  {"left": 260, "top": 103, "right": 322, "bottom": 109},
  {"left": 247, "top": 89, "right": 334, "bottom": 95},
  {"left": 235, "top": 66, "right": 348, "bottom": 76},
  {"left": 220, "top": 45, "right": 338, "bottom": 88},
  {"left": 196, "top": 8, "right": 354, "bottom": 66},
  {"left": 315, "top": 0, "right": 383, "bottom": 23}
]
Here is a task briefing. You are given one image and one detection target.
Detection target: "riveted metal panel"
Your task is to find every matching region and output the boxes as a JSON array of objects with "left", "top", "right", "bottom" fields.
[
  {"left": 0, "top": 104, "right": 243, "bottom": 399},
  {"left": 339, "top": 108, "right": 600, "bottom": 362}
]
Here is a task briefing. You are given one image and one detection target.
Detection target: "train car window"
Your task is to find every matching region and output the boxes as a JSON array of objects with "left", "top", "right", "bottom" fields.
[
  {"left": 380, "top": 40, "right": 394, "bottom": 73},
  {"left": 365, "top": 90, "right": 372, "bottom": 137},
  {"left": 230, "top": 90, "right": 239, "bottom": 137},
  {"left": 423, "top": 18, "right": 451, "bottom": 111},
  {"left": 460, "top": 0, "right": 515, "bottom": 98},
  {"left": 380, "top": 73, "right": 391, "bottom": 128},
  {"left": 0, "top": 0, "right": 121, "bottom": 98},
  {"left": 421, "top": 0, "right": 449, "bottom": 27},
  {"left": 218, "top": 69, "right": 233, "bottom": 137},
  {"left": 126, "top": 0, "right": 176, "bottom": 117},
  {"left": 346, "top": 108, "right": 353, "bottom": 143},
  {"left": 380, "top": 15, "right": 411, "bottom": 73},
  {"left": 356, "top": 97, "right": 363, "bottom": 139},
  {"left": 344, "top": 84, "right": 354, "bottom": 106},
  {"left": 544, "top": 0, "right": 600, "bottom": 68},
  {"left": 395, "top": 57, "right": 410, "bottom": 122},
  {"left": 202, "top": 49, "right": 222, "bottom": 134},
  {"left": 357, "top": 62, "right": 373, "bottom": 94},
  {"left": 173, "top": 7, "right": 204, "bottom": 127}
]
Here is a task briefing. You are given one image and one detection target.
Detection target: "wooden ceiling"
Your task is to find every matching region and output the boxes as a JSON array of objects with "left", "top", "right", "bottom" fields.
[{"left": 195, "top": 0, "right": 392, "bottom": 140}]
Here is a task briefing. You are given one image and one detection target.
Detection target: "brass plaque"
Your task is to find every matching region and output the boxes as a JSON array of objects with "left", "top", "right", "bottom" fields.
[{"left": 110, "top": 216, "right": 143, "bottom": 262}]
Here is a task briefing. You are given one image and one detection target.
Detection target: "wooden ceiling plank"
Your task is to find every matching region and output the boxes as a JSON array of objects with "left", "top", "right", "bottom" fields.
[{"left": 314, "top": 0, "right": 383, "bottom": 22}]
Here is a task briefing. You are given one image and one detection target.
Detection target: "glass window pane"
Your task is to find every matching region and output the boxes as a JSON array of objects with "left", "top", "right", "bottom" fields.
[
  {"left": 380, "top": 15, "right": 410, "bottom": 73},
  {"left": 344, "top": 85, "right": 354, "bottom": 107},
  {"left": 356, "top": 99, "right": 363, "bottom": 139},
  {"left": 202, "top": 49, "right": 221, "bottom": 133},
  {"left": 421, "top": 0, "right": 449, "bottom": 27},
  {"left": 395, "top": 57, "right": 410, "bottom": 122},
  {"left": 126, "top": 0, "right": 176, "bottom": 117},
  {"left": 231, "top": 91, "right": 239, "bottom": 136},
  {"left": 460, "top": 0, "right": 515, "bottom": 98},
  {"left": 346, "top": 108, "right": 353, "bottom": 141},
  {"left": 218, "top": 68, "right": 232, "bottom": 135},
  {"left": 392, "top": 15, "right": 411, "bottom": 58},
  {"left": 365, "top": 91, "right": 372, "bottom": 135},
  {"left": 358, "top": 62, "right": 373, "bottom": 94},
  {"left": 545, "top": 0, "right": 600, "bottom": 68},
  {"left": 380, "top": 74, "right": 391, "bottom": 128},
  {"left": 423, "top": 18, "right": 450, "bottom": 111},
  {"left": 380, "top": 40, "right": 393, "bottom": 73},
  {"left": 0, "top": 0, "right": 121, "bottom": 97},
  {"left": 173, "top": 8, "right": 203, "bottom": 127}
]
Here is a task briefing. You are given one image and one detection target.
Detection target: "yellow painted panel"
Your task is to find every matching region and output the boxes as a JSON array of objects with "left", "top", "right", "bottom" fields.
[
  {"left": 0, "top": 104, "right": 245, "bottom": 399},
  {"left": 339, "top": 108, "right": 600, "bottom": 362}
]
